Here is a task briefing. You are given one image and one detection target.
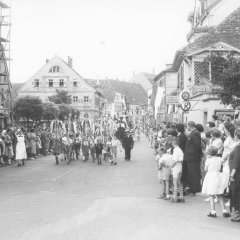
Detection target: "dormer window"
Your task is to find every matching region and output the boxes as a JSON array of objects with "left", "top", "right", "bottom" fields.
[
  {"left": 34, "top": 79, "right": 39, "bottom": 87},
  {"left": 59, "top": 79, "right": 64, "bottom": 87},
  {"left": 49, "top": 66, "right": 60, "bottom": 73}
]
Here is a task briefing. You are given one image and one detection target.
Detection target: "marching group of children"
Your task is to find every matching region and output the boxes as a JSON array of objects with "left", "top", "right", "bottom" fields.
[{"left": 55, "top": 134, "right": 123, "bottom": 166}]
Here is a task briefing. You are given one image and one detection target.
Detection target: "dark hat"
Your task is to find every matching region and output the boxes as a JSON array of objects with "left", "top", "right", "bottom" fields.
[{"left": 84, "top": 113, "right": 89, "bottom": 118}]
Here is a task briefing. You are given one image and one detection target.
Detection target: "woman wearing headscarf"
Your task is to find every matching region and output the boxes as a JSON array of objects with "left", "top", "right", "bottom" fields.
[{"left": 15, "top": 129, "right": 27, "bottom": 166}]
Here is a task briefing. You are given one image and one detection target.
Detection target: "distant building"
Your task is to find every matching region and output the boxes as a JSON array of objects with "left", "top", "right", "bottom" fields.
[
  {"left": 129, "top": 72, "right": 156, "bottom": 93},
  {"left": 17, "top": 55, "right": 103, "bottom": 119},
  {"left": 88, "top": 79, "right": 148, "bottom": 118},
  {"left": 153, "top": 65, "right": 178, "bottom": 123}
]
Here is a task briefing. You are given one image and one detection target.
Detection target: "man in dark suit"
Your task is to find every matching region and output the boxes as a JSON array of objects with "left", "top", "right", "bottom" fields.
[
  {"left": 184, "top": 121, "right": 202, "bottom": 195},
  {"left": 176, "top": 123, "right": 188, "bottom": 189},
  {"left": 122, "top": 130, "right": 134, "bottom": 161}
]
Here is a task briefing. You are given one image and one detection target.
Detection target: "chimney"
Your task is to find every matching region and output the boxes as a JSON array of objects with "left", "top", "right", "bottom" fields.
[
  {"left": 68, "top": 56, "right": 73, "bottom": 68},
  {"left": 46, "top": 59, "right": 49, "bottom": 64}
]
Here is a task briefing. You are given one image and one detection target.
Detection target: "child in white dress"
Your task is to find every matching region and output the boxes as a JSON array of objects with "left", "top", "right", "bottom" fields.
[
  {"left": 202, "top": 146, "right": 231, "bottom": 218},
  {"left": 157, "top": 147, "right": 173, "bottom": 200},
  {"left": 111, "top": 135, "right": 122, "bottom": 165}
]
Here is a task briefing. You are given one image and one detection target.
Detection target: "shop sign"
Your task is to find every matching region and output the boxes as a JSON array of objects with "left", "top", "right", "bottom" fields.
[{"left": 166, "top": 96, "right": 178, "bottom": 104}]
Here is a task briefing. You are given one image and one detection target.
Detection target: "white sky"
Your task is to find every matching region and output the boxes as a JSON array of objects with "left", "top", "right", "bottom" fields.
[{"left": 9, "top": 0, "right": 195, "bottom": 83}]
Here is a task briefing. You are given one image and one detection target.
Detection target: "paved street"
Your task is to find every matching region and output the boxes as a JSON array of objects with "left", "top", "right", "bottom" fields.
[{"left": 0, "top": 135, "right": 239, "bottom": 240}]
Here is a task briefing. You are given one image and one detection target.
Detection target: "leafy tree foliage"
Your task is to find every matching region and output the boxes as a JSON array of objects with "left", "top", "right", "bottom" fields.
[
  {"left": 13, "top": 96, "right": 43, "bottom": 121},
  {"left": 57, "top": 104, "right": 81, "bottom": 120},
  {"left": 42, "top": 102, "right": 60, "bottom": 120},
  {"left": 206, "top": 53, "right": 240, "bottom": 108},
  {"left": 48, "top": 90, "right": 72, "bottom": 105},
  {"left": 58, "top": 104, "right": 72, "bottom": 120}
]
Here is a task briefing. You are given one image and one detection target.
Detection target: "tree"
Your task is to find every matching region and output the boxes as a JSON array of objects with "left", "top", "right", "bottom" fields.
[
  {"left": 13, "top": 96, "right": 43, "bottom": 122},
  {"left": 205, "top": 53, "right": 240, "bottom": 108},
  {"left": 48, "top": 90, "right": 72, "bottom": 104},
  {"left": 58, "top": 104, "right": 72, "bottom": 120},
  {"left": 42, "top": 102, "right": 60, "bottom": 120}
]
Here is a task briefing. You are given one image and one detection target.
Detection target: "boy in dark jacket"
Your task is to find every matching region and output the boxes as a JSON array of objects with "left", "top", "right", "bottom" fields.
[{"left": 95, "top": 138, "right": 103, "bottom": 165}]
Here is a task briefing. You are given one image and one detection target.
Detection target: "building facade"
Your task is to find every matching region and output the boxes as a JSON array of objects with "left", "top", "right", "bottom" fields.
[
  {"left": 17, "top": 55, "right": 103, "bottom": 119},
  {"left": 153, "top": 66, "right": 178, "bottom": 123},
  {"left": 152, "top": 0, "right": 240, "bottom": 126},
  {"left": 176, "top": 2, "right": 240, "bottom": 125}
]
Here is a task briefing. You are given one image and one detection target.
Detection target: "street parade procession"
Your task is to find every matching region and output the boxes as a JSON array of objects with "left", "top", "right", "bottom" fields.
[
  {"left": 0, "top": 114, "right": 136, "bottom": 167},
  {"left": 2, "top": 0, "right": 240, "bottom": 239}
]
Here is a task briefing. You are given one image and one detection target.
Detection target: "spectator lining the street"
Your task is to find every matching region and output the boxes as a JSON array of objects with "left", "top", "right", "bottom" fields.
[
  {"left": 202, "top": 146, "right": 231, "bottom": 218},
  {"left": 15, "top": 129, "right": 27, "bottom": 167},
  {"left": 170, "top": 137, "right": 185, "bottom": 203},
  {"left": 184, "top": 121, "right": 202, "bottom": 196},
  {"left": 157, "top": 147, "right": 172, "bottom": 200}
]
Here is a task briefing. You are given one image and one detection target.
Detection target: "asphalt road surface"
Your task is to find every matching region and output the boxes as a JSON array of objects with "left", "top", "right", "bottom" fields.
[{"left": 0, "top": 135, "right": 239, "bottom": 240}]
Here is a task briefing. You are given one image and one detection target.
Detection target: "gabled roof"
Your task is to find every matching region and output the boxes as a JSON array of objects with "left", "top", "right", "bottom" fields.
[
  {"left": 185, "top": 6, "right": 240, "bottom": 53},
  {"left": 56, "top": 56, "right": 95, "bottom": 90},
  {"left": 153, "top": 67, "right": 176, "bottom": 82},
  {"left": 91, "top": 80, "right": 148, "bottom": 105},
  {"left": 18, "top": 55, "right": 97, "bottom": 93},
  {"left": 171, "top": 6, "right": 240, "bottom": 72}
]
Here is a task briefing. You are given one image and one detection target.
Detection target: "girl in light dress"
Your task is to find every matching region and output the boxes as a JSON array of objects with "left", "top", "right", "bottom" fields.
[
  {"left": 111, "top": 135, "right": 122, "bottom": 165},
  {"left": 205, "top": 128, "right": 223, "bottom": 203},
  {"left": 202, "top": 146, "right": 231, "bottom": 218},
  {"left": 157, "top": 147, "right": 173, "bottom": 200}
]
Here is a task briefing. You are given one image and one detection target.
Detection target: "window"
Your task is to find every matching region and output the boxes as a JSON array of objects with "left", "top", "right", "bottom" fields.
[
  {"left": 48, "top": 79, "right": 53, "bottom": 87},
  {"left": 194, "top": 61, "right": 210, "bottom": 86},
  {"left": 84, "top": 96, "right": 89, "bottom": 103},
  {"left": 73, "top": 96, "right": 78, "bottom": 105},
  {"left": 49, "top": 66, "right": 60, "bottom": 73},
  {"left": 34, "top": 79, "right": 40, "bottom": 87},
  {"left": 73, "top": 81, "right": 78, "bottom": 87},
  {"left": 59, "top": 79, "right": 64, "bottom": 87}
]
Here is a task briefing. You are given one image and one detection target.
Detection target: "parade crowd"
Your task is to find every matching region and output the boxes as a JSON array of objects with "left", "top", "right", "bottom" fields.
[
  {"left": 0, "top": 114, "right": 136, "bottom": 168},
  {"left": 2, "top": 111, "right": 240, "bottom": 223},
  {"left": 147, "top": 115, "right": 240, "bottom": 223}
]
